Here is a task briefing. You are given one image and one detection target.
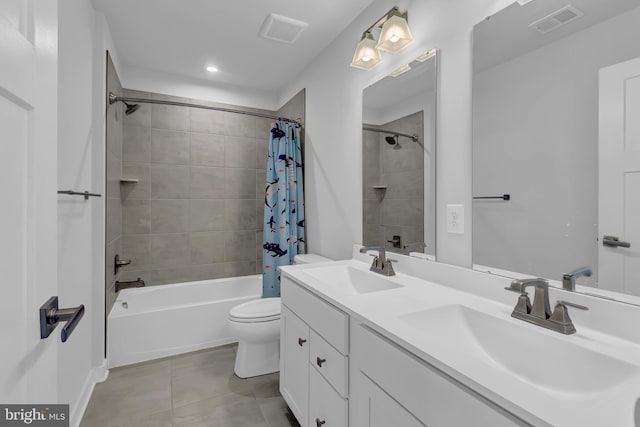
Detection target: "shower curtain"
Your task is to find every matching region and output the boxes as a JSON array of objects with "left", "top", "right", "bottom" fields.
[{"left": 262, "top": 121, "right": 305, "bottom": 298}]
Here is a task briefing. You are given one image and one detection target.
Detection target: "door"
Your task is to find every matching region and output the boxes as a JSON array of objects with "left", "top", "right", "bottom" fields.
[
  {"left": 280, "top": 306, "right": 310, "bottom": 426},
  {"left": 599, "top": 57, "right": 640, "bottom": 296},
  {"left": 0, "top": 0, "right": 59, "bottom": 403}
]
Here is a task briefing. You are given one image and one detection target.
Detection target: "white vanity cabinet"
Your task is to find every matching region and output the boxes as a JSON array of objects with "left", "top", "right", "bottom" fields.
[
  {"left": 280, "top": 277, "right": 349, "bottom": 427},
  {"left": 349, "top": 322, "right": 529, "bottom": 427}
]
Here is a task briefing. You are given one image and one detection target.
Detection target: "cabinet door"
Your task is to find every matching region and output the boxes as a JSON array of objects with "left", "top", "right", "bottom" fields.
[
  {"left": 281, "top": 305, "right": 310, "bottom": 426},
  {"left": 309, "top": 367, "right": 348, "bottom": 427},
  {"left": 351, "top": 372, "right": 425, "bottom": 427}
]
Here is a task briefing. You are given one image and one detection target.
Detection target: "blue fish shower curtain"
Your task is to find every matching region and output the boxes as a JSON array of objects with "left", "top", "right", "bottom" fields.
[{"left": 262, "top": 121, "right": 305, "bottom": 298}]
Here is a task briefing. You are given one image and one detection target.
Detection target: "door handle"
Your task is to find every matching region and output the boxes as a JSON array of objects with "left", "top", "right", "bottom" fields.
[
  {"left": 298, "top": 337, "right": 307, "bottom": 346},
  {"left": 39, "top": 296, "right": 85, "bottom": 343},
  {"left": 316, "top": 418, "right": 326, "bottom": 426},
  {"left": 603, "top": 235, "right": 631, "bottom": 248},
  {"left": 316, "top": 356, "right": 326, "bottom": 367}
]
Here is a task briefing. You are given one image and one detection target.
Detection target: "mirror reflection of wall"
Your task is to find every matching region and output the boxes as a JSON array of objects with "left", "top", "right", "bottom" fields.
[
  {"left": 472, "top": 0, "right": 640, "bottom": 298},
  {"left": 362, "top": 53, "right": 437, "bottom": 257}
]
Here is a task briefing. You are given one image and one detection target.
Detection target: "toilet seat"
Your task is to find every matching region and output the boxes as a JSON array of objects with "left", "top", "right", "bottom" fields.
[{"left": 229, "top": 297, "right": 281, "bottom": 323}]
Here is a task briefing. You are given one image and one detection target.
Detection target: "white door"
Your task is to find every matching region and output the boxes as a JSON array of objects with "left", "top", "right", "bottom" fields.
[
  {"left": 0, "top": 0, "right": 59, "bottom": 403},
  {"left": 599, "top": 57, "right": 640, "bottom": 296}
]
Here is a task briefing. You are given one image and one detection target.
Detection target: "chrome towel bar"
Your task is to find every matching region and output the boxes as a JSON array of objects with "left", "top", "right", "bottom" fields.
[{"left": 57, "top": 190, "right": 102, "bottom": 200}]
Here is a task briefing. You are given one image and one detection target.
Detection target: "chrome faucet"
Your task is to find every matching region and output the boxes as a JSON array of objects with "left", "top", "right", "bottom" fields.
[
  {"left": 403, "top": 242, "right": 426, "bottom": 255},
  {"left": 359, "top": 246, "right": 395, "bottom": 276},
  {"left": 115, "top": 278, "right": 145, "bottom": 293},
  {"left": 505, "top": 278, "right": 588, "bottom": 334},
  {"left": 562, "top": 266, "right": 592, "bottom": 291}
]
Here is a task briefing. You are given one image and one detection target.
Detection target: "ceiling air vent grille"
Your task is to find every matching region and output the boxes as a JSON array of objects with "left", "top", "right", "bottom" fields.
[
  {"left": 529, "top": 5, "right": 584, "bottom": 34},
  {"left": 259, "top": 13, "right": 309, "bottom": 44}
]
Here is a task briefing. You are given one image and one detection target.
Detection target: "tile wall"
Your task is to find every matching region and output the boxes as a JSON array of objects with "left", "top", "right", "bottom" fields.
[
  {"left": 119, "top": 89, "right": 305, "bottom": 286},
  {"left": 363, "top": 111, "right": 424, "bottom": 253},
  {"left": 105, "top": 52, "right": 123, "bottom": 314}
]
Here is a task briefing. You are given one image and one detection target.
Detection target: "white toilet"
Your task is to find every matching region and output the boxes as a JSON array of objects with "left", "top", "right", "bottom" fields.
[{"left": 228, "top": 253, "right": 331, "bottom": 378}]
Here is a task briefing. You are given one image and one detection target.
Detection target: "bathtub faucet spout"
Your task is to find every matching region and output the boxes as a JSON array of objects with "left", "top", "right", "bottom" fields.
[{"left": 115, "top": 278, "right": 145, "bottom": 293}]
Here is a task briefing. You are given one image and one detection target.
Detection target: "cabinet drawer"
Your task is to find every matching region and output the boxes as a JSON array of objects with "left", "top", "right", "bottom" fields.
[
  {"left": 309, "top": 330, "right": 348, "bottom": 398},
  {"left": 351, "top": 323, "right": 528, "bottom": 427},
  {"left": 309, "top": 366, "right": 348, "bottom": 427},
  {"left": 282, "top": 277, "right": 349, "bottom": 354}
]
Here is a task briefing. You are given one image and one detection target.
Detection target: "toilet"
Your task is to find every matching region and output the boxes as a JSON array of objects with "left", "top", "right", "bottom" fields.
[{"left": 228, "top": 253, "right": 331, "bottom": 378}]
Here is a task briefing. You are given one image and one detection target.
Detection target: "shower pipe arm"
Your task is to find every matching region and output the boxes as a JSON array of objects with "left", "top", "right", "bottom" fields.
[
  {"left": 108, "top": 92, "right": 302, "bottom": 127},
  {"left": 362, "top": 126, "right": 419, "bottom": 142}
]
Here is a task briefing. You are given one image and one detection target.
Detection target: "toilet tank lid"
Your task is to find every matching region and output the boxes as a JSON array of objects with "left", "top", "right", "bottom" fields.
[
  {"left": 230, "top": 297, "right": 281, "bottom": 319},
  {"left": 294, "top": 254, "right": 332, "bottom": 264}
]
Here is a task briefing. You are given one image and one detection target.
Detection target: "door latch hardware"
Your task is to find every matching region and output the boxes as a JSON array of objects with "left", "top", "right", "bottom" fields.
[
  {"left": 603, "top": 235, "right": 631, "bottom": 248},
  {"left": 39, "top": 296, "right": 85, "bottom": 343}
]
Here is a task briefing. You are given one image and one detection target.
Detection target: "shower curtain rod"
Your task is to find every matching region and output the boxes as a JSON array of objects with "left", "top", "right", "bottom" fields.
[
  {"left": 362, "top": 126, "right": 419, "bottom": 142},
  {"left": 108, "top": 92, "right": 302, "bottom": 127}
]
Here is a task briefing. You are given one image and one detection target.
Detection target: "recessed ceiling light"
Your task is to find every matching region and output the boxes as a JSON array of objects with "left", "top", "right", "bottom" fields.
[{"left": 206, "top": 66, "right": 219, "bottom": 73}]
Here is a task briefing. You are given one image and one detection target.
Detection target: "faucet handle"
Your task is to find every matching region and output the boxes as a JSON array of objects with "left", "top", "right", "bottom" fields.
[
  {"left": 549, "top": 301, "right": 587, "bottom": 335},
  {"left": 556, "top": 300, "right": 589, "bottom": 311},
  {"left": 381, "top": 258, "right": 396, "bottom": 276},
  {"left": 368, "top": 255, "right": 380, "bottom": 272}
]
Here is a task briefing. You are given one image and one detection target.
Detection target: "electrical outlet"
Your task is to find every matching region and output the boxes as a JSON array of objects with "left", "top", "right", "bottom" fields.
[{"left": 447, "top": 204, "right": 465, "bottom": 234}]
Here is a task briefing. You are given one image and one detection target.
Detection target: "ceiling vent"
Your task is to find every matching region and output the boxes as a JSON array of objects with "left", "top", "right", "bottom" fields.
[
  {"left": 529, "top": 5, "right": 584, "bottom": 34},
  {"left": 259, "top": 13, "right": 309, "bottom": 44}
]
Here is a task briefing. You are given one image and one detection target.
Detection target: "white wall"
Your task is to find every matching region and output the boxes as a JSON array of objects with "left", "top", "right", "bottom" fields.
[
  {"left": 473, "top": 7, "right": 640, "bottom": 282},
  {"left": 58, "top": 2, "right": 119, "bottom": 425},
  {"left": 278, "top": 0, "right": 514, "bottom": 262}
]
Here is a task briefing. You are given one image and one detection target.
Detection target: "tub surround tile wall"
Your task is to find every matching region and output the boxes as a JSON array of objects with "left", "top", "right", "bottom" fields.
[
  {"left": 120, "top": 89, "right": 305, "bottom": 286},
  {"left": 105, "top": 53, "right": 124, "bottom": 314},
  {"left": 363, "top": 111, "right": 424, "bottom": 253}
]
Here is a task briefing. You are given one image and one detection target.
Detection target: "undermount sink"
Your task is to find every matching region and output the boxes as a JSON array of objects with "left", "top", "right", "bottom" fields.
[
  {"left": 303, "top": 265, "right": 403, "bottom": 295},
  {"left": 397, "top": 304, "right": 638, "bottom": 395}
]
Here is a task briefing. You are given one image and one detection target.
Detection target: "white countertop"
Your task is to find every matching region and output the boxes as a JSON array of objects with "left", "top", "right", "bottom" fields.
[{"left": 280, "top": 255, "right": 640, "bottom": 427}]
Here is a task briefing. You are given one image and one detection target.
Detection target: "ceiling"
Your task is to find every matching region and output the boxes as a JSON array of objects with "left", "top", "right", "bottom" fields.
[
  {"left": 473, "top": 0, "right": 640, "bottom": 73},
  {"left": 92, "top": 0, "right": 376, "bottom": 93}
]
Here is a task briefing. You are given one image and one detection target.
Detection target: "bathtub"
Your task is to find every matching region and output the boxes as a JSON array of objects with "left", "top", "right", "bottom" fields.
[{"left": 107, "top": 275, "right": 262, "bottom": 368}]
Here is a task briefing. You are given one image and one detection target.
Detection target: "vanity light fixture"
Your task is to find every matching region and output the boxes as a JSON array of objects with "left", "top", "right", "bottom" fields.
[
  {"left": 351, "top": 32, "right": 383, "bottom": 70},
  {"left": 389, "top": 64, "right": 411, "bottom": 77},
  {"left": 416, "top": 49, "right": 437, "bottom": 62},
  {"left": 350, "top": 6, "right": 413, "bottom": 70}
]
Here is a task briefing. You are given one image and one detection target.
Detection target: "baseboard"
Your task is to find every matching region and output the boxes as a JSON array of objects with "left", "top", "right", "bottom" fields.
[{"left": 70, "top": 360, "right": 109, "bottom": 427}]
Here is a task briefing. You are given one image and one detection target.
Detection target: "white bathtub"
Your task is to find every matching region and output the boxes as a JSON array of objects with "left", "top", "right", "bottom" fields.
[{"left": 107, "top": 275, "right": 262, "bottom": 368}]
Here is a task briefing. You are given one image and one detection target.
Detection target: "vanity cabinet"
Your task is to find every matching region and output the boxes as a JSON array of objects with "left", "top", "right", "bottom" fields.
[
  {"left": 349, "top": 322, "right": 528, "bottom": 427},
  {"left": 281, "top": 277, "right": 349, "bottom": 427}
]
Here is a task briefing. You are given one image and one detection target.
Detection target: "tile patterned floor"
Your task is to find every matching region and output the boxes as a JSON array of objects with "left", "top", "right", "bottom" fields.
[{"left": 81, "top": 345, "right": 300, "bottom": 427}]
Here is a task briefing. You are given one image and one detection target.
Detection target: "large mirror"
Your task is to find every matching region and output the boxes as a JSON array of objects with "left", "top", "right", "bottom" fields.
[
  {"left": 362, "top": 51, "right": 437, "bottom": 257},
  {"left": 472, "top": 0, "right": 640, "bottom": 301}
]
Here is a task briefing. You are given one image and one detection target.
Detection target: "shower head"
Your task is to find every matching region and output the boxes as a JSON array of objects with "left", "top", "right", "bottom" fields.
[
  {"left": 385, "top": 135, "right": 398, "bottom": 145},
  {"left": 108, "top": 92, "right": 140, "bottom": 116},
  {"left": 123, "top": 101, "right": 140, "bottom": 116}
]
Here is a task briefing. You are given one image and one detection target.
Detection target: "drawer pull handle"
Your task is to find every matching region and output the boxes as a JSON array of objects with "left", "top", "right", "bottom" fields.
[
  {"left": 316, "top": 418, "right": 326, "bottom": 426},
  {"left": 298, "top": 338, "right": 307, "bottom": 346},
  {"left": 316, "top": 356, "right": 326, "bottom": 367}
]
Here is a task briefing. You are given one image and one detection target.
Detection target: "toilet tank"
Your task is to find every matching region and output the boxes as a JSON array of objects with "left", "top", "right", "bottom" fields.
[{"left": 293, "top": 254, "right": 332, "bottom": 264}]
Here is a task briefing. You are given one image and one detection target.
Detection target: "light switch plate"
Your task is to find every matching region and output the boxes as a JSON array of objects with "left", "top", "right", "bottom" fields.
[{"left": 447, "top": 204, "right": 465, "bottom": 234}]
